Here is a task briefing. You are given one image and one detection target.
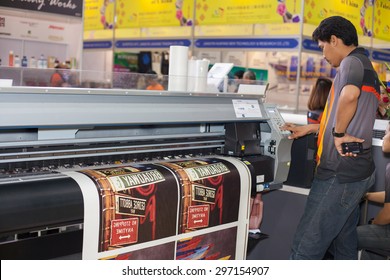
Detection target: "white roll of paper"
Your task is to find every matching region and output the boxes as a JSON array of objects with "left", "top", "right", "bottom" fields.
[
  {"left": 187, "top": 58, "right": 197, "bottom": 92},
  {"left": 193, "top": 59, "right": 210, "bottom": 92},
  {"left": 168, "top": 46, "right": 188, "bottom": 91}
]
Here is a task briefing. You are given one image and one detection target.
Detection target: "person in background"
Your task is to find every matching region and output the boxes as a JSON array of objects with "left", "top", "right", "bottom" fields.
[
  {"left": 233, "top": 70, "right": 245, "bottom": 80},
  {"left": 376, "top": 87, "right": 390, "bottom": 120},
  {"left": 282, "top": 16, "right": 380, "bottom": 259},
  {"left": 232, "top": 70, "right": 257, "bottom": 93},
  {"left": 241, "top": 69, "right": 266, "bottom": 240},
  {"left": 50, "top": 60, "right": 71, "bottom": 87},
  {"left": 248, "top": 192, "right": 267, "bottom": 240},
  {"left": 242, "top": 70, "right": 256, "bottom": 83},
  {"left": 229, "top": 70, "right": 245, "bottom": 93},
  {"left": 145, "top": 70, "right": 164, "bottom": 91},
  {"left": 357, "top": 122, "right": 390, "bottom": 259},
  {"left": 307, "top": 77, "right": 332, "bottom": 124}
]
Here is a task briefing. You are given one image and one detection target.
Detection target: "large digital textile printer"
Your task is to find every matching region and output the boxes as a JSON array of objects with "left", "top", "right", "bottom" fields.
[{"left": 0, "top": 87, "right": 292, "bottom": 259}]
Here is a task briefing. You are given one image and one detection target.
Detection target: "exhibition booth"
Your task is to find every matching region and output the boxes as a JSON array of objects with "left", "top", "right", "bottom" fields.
[{"left": 0, "top": 0, "right": 389, "bottom": 260}]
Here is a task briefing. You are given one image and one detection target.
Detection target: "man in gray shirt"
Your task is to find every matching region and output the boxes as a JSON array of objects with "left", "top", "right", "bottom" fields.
[{"left": 283, "top": 16, "right": 380, "bottom": 259}]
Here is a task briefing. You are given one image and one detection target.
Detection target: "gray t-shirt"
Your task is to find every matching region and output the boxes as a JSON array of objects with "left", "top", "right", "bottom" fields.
[{"left": 316, "top": 47, "right": 380, "bottom": 183}]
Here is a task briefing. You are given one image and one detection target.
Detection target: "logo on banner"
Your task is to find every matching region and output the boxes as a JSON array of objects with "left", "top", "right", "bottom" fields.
[
  {"left": 108, "top": 169, "right": 165, "bottom": 191},
  {"left": 184, "top": 162, "right": 230, "bottom": 181},
  {"left": 110, "top": 218, "right": 139, "bottom": 246},
  {"left": 187, "top": 205, "right": 210, "bottom": 229},
  {"left": 115, "top": 195, "right": 147, "bottom": 216},
  {"left": 191, "top": 184, "right": 216, "bottom": 204}
]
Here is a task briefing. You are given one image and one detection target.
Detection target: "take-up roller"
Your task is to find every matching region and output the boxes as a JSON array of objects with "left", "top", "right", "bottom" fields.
[{"left": 0, "top": 87, "right": 291, "bottom": 259}]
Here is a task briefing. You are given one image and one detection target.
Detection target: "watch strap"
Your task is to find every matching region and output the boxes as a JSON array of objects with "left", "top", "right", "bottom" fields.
[{"left": 332, "top": 127, "right": 345, "bottom": 138}]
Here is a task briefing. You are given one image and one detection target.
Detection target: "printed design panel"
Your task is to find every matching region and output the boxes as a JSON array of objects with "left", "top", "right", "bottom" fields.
[
  {"left": 176, "top": 227, "right": 237, "bottom": 260},
  {"left": 158, "top": 158, "right": 241, "bottom": 234},
  {"left": 103, "top": 242, "right": 176, "bottom": 260},
  {"left": 80, "top": 164, "right": 179, "bottom": 253}
]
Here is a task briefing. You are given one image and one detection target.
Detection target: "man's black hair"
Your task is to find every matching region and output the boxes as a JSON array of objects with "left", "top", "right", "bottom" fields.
[{"left": 312, "top": 16, "right": 358, "bottom": 46}]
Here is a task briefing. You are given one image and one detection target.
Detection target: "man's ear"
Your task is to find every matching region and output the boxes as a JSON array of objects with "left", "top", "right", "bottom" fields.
[{"left": 330, "top": 35, "right": 338, "bottom": 46}]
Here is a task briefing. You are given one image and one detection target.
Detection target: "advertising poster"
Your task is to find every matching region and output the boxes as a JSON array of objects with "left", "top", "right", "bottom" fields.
[
  {"left": 195, "top": 0, "right": 302, "bottom": 25},
  {"left": 104, "top": 242, "right": 176, "bottom": 260},
  {"left": 176, "top": 228, "right": 237, "bottom": 260},
  {"left": 158, "top": 158, "right": 241, "bottom": 234},
  {"left": 112, "top": 52, "right": 138, "bottom": 88},
  {"left": 65, "top": 156, "right": 250, "bottom": 259},
  {"left": 374, "top": 0, "right": 390, "bottom": 42},
  {"left": 79, "top": 165, "right": 180, "bottom": 253},
  {"left": 115, "top": 0, "right": 194, "bottom": 28},
  {"left": 84, "top": 0, "right": 115, "bottom": 31},
  {"left": 303, "top": 0, "right": 374, "bottom": 38}
]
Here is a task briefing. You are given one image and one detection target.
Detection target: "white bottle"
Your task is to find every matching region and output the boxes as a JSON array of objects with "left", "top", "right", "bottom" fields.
[
  {"left": 38, "top": 54, "right": 44, "bottom": 69},
  {"left": 14, "top": 55, "right": 21, "bottom": 67},
  {"left": 42, "top": 56, "right": 47, "bottom": 69},
  {"left": 29, "top": 56, "right": 37, "bottom": 68}
]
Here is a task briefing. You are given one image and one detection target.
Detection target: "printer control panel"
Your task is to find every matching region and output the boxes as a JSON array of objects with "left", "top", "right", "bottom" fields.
[{"left": 263, "top": 104, "right": 291, "bottom": 138}]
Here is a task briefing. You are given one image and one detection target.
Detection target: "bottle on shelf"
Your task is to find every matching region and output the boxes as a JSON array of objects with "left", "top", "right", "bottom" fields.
[
  {"left": 38, "top": 54, "right": 46, "bottom": 69},
  {"left": 43, "top": 55, "right": 47, "bottom": 69},
  {"left": 9, "top": 51, "right": 14, "bottom": 67},
  {"left": 14, "top": 55, "right": 21, "bottom": 67},
  {"left": 29, "top": 56, "right": 37, "bottom": 68},
  {"left": 21, "top": 56, "right": 28, "bottom": 67}
]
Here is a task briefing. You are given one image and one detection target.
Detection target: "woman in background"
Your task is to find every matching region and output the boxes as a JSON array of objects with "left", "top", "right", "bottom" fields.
[{"left": 307, "top": 77, "right": 332, "bottom": 124}]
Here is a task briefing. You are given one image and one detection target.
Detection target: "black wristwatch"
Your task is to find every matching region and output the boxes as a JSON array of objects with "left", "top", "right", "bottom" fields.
[{"left": 332, "top": 127, "right": 345, "bottom": 138}]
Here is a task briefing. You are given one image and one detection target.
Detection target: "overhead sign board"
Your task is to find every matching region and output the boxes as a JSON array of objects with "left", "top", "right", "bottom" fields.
[
  {"left": 116, "top": 39, "right": 191, "bottom": 49},
  {"left": 0, "top": 0, "right": 83, "bottom": 18},
  {"left": 195, "top": 38, "right": 299, "bottom": 49}
]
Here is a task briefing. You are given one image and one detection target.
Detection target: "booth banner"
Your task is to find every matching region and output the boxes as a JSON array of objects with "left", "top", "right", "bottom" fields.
[
  {"left": 304, "top": 0, "right": 378, "bottom": 38},
  {"left": 0, "top": 14, "right": 73, "bottom": 43},
  {"left": 83, "top": 40, "right": 113, "bottom": 49},
  {"left": 115, "top": 39, "right": 191, "bottom": 49},
  {"left": 0, "top": 0, "right": 82, "bottom": 17},
  {"left": 195, "top": 0, "right": 302, "bottom": 25},
  {"left": 195, "top": 38, "right": 299, "bottom": 49},
  {"left": 374, "top": 0, "right": 390, "bottom": 42},
  {"left": 114, "top": 0, "right": 194, "bottom": 28},
  {"left": 84, "top": 0, "right": 115, "bottom": 31}
]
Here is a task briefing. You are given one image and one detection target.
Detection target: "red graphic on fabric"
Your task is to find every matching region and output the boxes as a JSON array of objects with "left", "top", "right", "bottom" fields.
[
  {"left": 210, "top": 182, "right": 223, "bottom": 224},
  {"left": 187, "top": 205, "right": 210, "bottom": 229},
  {"left": 135, "top": 184, "right": 156, "bottom": 240},
  {"left": 140, "top": 195, "right": 156, "bottom": 239},
  {"left": 110, "top": 218, "right": 138, "bottom": 246}
]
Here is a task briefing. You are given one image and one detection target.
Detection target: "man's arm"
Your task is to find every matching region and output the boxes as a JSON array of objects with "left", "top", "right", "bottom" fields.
[
  {"left": 281, "top": 123, "right": 319, "bottom": 140},
  {"left": 333, "top": 85, "right": 364, "bottom": 156},
  {"left": 333, "top": 85, "right": 360, "bottom": 133}
]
